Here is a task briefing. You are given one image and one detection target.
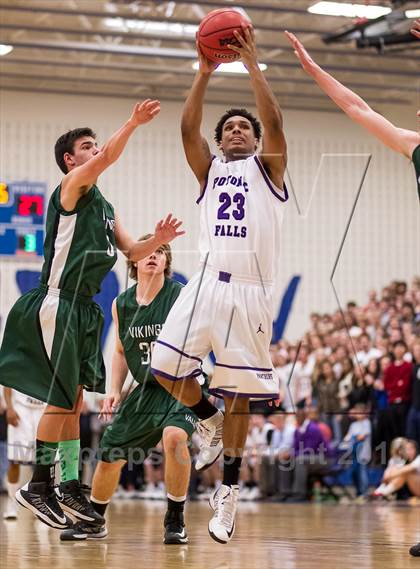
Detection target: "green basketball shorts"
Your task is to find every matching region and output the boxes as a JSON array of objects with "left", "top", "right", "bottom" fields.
[{"left": 0, "top": 285, "right": 106, "bottom": 409}]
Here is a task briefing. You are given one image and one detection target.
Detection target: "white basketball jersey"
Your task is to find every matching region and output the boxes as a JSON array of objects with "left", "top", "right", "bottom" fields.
[{"left": 197, "top": 155, "right": 288, "bottom": 282}]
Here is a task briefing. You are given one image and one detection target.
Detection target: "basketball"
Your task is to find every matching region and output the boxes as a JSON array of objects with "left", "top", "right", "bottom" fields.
[{"left": 197, "top": 9, "right": 251, "bottom": 63}]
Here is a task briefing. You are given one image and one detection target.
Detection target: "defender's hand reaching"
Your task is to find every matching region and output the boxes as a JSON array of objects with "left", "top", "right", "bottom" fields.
[
  {"left": 285, "top": 31, "right": 317, "bottom": 74},
  {"left": 129, "top": 99, "right": 161, "bottom": 127},
  {"left": 411, "top": 18, "right": 420, "bottom": 39},
  {"left": 155, "top": 214, "right": 185, "bottom": 245}
]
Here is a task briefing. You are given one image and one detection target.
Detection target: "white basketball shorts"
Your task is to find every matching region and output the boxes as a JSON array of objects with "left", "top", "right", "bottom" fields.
[
  {"left": 7, "top": 398, "right": 45, "bottom": 463},
  {"left": 151, "top": 267, "right": 280, "bottom": 399}
]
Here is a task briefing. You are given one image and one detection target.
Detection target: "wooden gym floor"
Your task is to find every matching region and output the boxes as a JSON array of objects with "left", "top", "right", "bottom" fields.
[{"left": 0, "top": 496, "right": 418, "bottom": 569}]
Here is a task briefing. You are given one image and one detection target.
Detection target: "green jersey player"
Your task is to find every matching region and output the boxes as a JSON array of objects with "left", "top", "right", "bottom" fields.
[
  {"left": 0, "top": 100, "right": 185, "bottom": 529},
  {"left": 61, "top": 238, "right": 205, "bottom": 544}
]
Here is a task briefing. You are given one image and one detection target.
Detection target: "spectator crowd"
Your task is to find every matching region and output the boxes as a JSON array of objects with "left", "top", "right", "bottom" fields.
[{"left": 238, "top": 277, "right": 420, "bottom": 502}]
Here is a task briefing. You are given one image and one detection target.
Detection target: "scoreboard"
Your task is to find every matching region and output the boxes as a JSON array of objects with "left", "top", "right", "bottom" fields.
[{"left": 0, "top": 181, "right": 46, "bottom": 257}]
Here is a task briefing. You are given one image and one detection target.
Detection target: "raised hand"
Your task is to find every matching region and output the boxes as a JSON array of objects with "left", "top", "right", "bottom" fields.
[
  {"left": 99, "top": 392, "right": 121, "bottom": 423},
  {"left": 129, "top": 99, "right": 161, "bottom": 126},
  {"left": 196, "top": 37, "right": 219, "bottom": 75},
  {"left": 285, "top": 30, "right": 317, "bottom": 74},
  {"left": 228, "top": 25, "right": 258, "bottom": 69},
  {"left": 411, "top": 18, "right": 420, "bottom": 40},
  {"left": 155, "top": 213, "right": 185, "bottom": 245}
]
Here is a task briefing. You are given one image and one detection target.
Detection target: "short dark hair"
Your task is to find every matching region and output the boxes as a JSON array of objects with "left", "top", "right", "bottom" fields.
[
  {"left": 54, "top": 127, "right": 96, "bottom": 174},
  {"left": 214, "top": 108, "right": 262, "bottom": 145},
  {"left": 393, "top": 340, "right": 407, "bottom": 350},
  {"left": 127, "top": 234, "right": 172, "bottom": 281}
]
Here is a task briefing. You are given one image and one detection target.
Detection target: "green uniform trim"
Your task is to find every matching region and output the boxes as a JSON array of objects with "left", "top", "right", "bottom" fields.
[{"left": 59, "top": 439, "right": 81, "bottom": 482}]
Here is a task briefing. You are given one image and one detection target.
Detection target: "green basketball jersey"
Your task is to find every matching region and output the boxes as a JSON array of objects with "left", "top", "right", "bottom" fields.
[
  {"left": 40, "top": 184, "right": 117, "bottom": 296},
  {"left": 413, "top": 144, "right": 420, "bottom": 201},
  {"left": 116, "top": 278, "right": 183, "bottom": 386}
]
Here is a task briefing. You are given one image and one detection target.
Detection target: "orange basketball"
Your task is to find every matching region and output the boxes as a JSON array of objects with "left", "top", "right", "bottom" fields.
[{"left": 197, "top": 8, "right": 252, "bottom": 63}]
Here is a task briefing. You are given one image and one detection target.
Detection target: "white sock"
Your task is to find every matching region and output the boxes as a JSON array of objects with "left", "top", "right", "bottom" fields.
[
  {"left": 7, "top": 481, "right": 20, "bottom": 501},
  {"left": 381, "top": 482, "right": 398, "bottom": 497},
  {"left": 167, "top": 493, "right": 187, "bottom": 502},
  {"left": 90, "top": 496, "right": 110, "bottom": 505}
]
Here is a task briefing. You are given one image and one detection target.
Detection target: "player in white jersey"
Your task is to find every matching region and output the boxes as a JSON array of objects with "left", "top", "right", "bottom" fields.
[
  {"left": 151, "top": 25, "right": 288, "bottom": 543},
  {"left": 3, "top": 388, "right": 45, "bottom": 519}
]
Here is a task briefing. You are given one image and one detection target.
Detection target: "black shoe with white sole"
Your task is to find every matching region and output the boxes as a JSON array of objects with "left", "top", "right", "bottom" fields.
[
  {"left": 60, "top": 521, "right": 108, "bottom": 541},
  {"left": 163, "top": 510, "right": 188, "bottom": 544},
  {"left": 409, "top": 543, "right": 420, "bottom": 557},
  {"left": 56, "top": 480, "right": 105, "bottom": 523},
  {"left": 16, "top": 481, "right": 72, "bottom": 530}
]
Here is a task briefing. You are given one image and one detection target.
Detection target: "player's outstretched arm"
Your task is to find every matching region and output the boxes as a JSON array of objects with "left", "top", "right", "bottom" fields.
[
  {"left": 61, "top": 100, "right": 161, "bottom": 205},
  {"left": 411, "top": 18, "right": 420, "bottom": 39},
  {"left": 285, "top": 31, "right": 419, "bottom": 159},
  {"left": 229, "top": 25, "right": 287, "bottom": 187},
  {"left": 115, "top": 213, "right": 185, "bottom": 261},
  {"left": 181, "top": 40, "right": 217, "bottom": 186},
  {"left": 100, "top": 300, "right": 129, "bottom": 422}
]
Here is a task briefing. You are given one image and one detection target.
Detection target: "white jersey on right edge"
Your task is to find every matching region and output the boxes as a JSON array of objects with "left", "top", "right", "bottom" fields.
[{"left": 197, "top": 154, "right": 288, "bottom": 282}]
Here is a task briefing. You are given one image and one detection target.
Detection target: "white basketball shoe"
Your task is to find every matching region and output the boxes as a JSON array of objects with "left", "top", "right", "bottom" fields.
[
  {"left": 195, "top": 410, "right": 224, "bottom": 472},
  {"left": 208, "top": 484, "right": 239, "bottom": 544}
]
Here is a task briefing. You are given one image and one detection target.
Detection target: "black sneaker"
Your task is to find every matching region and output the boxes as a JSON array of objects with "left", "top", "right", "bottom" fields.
[
  {"left": 409, "top": 543, "right": 420, "bottom": 557},
  {"left": 163, "top": 510, "right": 188, "bottom": 544},
  {"left": 60, "top": 521, "right": 108, "bottom": 541},
  {"left": 16, "top": 481, "right": 72, "bottom": 529},
  {"left": 56, "top": 480, "right": 105, "bottom": 523}
]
